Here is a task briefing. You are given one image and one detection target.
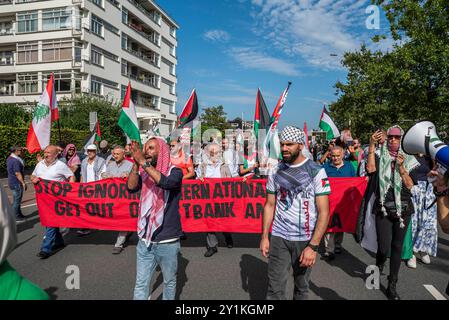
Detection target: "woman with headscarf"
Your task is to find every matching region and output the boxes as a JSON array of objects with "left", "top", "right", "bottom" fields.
[
  {"left": 366, "top": 126, "right": 420, "bottom": 300},
  {"left": 0, "top": 185, "right": 49, "bottom": 299},
  {"left": 63, "top": 144, "right": 81, "bottom": 181}
]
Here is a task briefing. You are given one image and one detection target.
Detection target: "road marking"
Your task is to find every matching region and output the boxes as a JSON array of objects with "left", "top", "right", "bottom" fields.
[
  {"left": 424, "top": 285, "right": 447, "bottom": 300},
  {"left": 21, "top": 203, "right": 37, "bottom": 209}
]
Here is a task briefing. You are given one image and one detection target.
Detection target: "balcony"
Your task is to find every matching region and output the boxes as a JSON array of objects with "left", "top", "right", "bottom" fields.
[
  {"left": 0, "top": 28, "right": 14, "bottom": 36},
  {"left": 127, "top": 0, "right": 160, "bottom": 26},
  {"left": 0, "top": 83, "right": 15, "bottom": 96},
  {"left": 123, "top": 72, "right": 158, "bottom": 89},
  {"left": 122, "top": 46, "right": 158, "bottom": 68},
  {"left": 125, "top": 22, "right": 159, "bottom": 47},
  {"left": 0, "top": 0, "right": 12, "bottom": 4},
  {"left": 0, "top": 53, "right": 14, "bottom": 65}
]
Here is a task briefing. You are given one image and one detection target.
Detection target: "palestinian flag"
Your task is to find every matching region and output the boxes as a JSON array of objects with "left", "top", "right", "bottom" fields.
[
  {"left": 118, "top": 82, "right": 141, "bottom": 145},
  {"left": 26, "top": 73, "right": 57, "bottom": 153},
  {"left": 254, "top": 89, "right": 271, "bottom": 139},
  {"left": 83, "top": 121, "right": 102, "bottom": 154},
  {"left": 178, "top": 89, "right": 198, "bottom": 128},
  {"left": 263, "top": 82, "right": 292, "bottom": 160},
  {"left": 319, "top": 106, "right": 340, "bottom": 140}
]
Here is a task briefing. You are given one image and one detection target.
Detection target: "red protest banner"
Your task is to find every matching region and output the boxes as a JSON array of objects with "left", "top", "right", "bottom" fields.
[
  {"left": 179, "top": 178, "right": 267, "bottom": 233},
  {"left": 35, "top": 177, "right": 367, "bottom": 234},
  {"left": 326, "top": 177, "right": 368, "bottom": 233},
  {"left": 35, "top": 178, "right": 139, "bottom": 231},
  {"left": 179, "top": 177, "right": 368, "bottom": 234}
]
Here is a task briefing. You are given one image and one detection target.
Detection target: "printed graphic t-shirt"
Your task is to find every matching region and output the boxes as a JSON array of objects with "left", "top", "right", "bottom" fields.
[{"left": 266, "top": 158, "right": 331, "bottom": 242}]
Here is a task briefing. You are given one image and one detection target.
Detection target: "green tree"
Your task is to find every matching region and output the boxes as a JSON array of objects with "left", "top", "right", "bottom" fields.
[
  {"left": 199, "top": 105, "right": 230, "bottom": 136},
  {"left": 58, "top": 96, "right": 126, "bottom": 147},
  {"left": 331, "top": 0, "right": 449, "bottom": 142},
  {"left": 0, "top": 104, "right": 32, "bottom": 127}
]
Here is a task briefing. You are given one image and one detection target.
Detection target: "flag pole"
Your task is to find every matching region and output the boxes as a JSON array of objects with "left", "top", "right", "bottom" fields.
[{"left": 57, "top": 119, "right": 62, "bottom": 144}]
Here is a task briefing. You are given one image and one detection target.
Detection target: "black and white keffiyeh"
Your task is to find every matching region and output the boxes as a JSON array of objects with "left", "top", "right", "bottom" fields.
[{"left": 279, "top": 126, "right": 305, "bottom": 145}]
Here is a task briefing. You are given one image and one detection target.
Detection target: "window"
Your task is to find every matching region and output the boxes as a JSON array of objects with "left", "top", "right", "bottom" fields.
[
  {"left": 162, "top": 78, "right": 175, "bottom": 94},
  {"left": 17, "top": 42, "right": 38, "bottom": 63},
  {"left": 91, "top": 0, "right": 103, "bottom": 9},
  {"left": 162, "top": 57, "right": 175, "bottom": 75},
  {"left": 122, "top": 8, "right": 128, "bottom": 24},
  {"left": 91, "top": 14, "right": 103, "bottom": 36},
  {"left": 17, "top": 73, "right": 38, "bottom": 93},
  {"left": 0, "top": 21, "right": 13, "bottom": 35},
  {"left": 153, "top": 11, "right": 161, "bottom": 25},
  {"left": 91, "top": 77, "right": 102, "bottom": 95},
  {"left": 17, "top": 11, "right": 38, "bottom": 33},
  {"left": 170, "top": 26, "right": 176, "bottom": 38},
  {"left": 163, "top": 38, "right": 175, "bottom": 56},
  {"left": 43, "top": 72, "right": 72, "bottom": 92},
  {"left": 104, "top": 20, "right": 119, "bottom": 35},
  {"left": 103, "top": 49, "right": 118, "bottom": 62},
  {"left": 121, "top": 59, "right": 128, "bottom": 75},
  {"left": 74, "top": 42, "right": 82, "bottom": 63},
  {"left": 121, "top": 85, "right": 127, "bottom": 100},
  {"left": 42, "top": 39, "right": 72, "bottom": 62},
  {"left": 0, "top": 51, "right": 14, "bottom": 65},
  {"left": 152, "top": 96, "right": 159, "bottom": 109},
  {"left": 121, "top": 33, "right": 128, "bottom": 50},
  {"left": 91, "top": 45, "right": 103, "bottom": 66},
  {"left": 42, "top": 8, "right": 71, "bottom": 31},
  {"left": 161, "top": 98, "right": 175, "bottom": 113}
]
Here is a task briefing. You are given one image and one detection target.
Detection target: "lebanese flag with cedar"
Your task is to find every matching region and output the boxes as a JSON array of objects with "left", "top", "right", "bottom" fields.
[{"left": 26, "top": 73, "right": 57, "bottom": 153}]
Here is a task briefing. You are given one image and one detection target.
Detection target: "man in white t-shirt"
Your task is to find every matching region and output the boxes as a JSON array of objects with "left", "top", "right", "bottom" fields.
[
  {"left": 31, "top": 145, "right": 75, "bottom": 259},
  {"left": 77, "top": 144, "right": 106, "bottom": 236},
  {"left": 260, "top": 126, "right": 331, "bottom": 300}
]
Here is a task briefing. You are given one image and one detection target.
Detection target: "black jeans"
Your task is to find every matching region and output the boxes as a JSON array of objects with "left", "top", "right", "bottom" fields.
[
  {"left": 266, "top": 235, "right": 311, "bottom": 300},
  {"left": 375, "top": 213, "right": 411, "bottom": 280}
]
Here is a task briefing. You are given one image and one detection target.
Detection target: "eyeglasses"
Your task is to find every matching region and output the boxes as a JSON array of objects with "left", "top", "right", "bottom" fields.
[
  {"left": 387, "top": 135, "right": 401, "bottom": 140},
  {"left": 87, "top": 150, "right": 96, "bottom": 153},
  {"left": 170, "top": 145, "right": 176, "bottom": 148}
]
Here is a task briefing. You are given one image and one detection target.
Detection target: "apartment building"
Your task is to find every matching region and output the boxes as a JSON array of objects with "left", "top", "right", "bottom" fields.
[{"left": 0, "top": 0, "right": 178, "bottom": 137}]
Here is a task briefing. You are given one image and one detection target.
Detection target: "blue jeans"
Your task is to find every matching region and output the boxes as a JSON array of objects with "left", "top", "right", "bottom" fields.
[
  {"left": 41, "top": 227, "right": 64, "bottom": 254},
  {"left": 10, "top": 185, "right": 23, "bottom": 218},
  {"left": 133, "top": 239, "right": 180, "bottom": 300}
]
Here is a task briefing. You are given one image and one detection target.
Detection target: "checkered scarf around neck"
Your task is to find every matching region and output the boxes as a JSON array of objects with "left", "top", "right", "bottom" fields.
[
  {"left": 138, "top": 137, "right": 171, "bottom": 245},
  {"left": 378, "top": 125, "right": 419, "bottom": 228}
]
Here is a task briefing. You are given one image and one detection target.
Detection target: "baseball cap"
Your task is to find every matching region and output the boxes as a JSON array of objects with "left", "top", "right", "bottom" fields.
[{"left": 86, "top": 144, "right": 97, "bottom": 151}]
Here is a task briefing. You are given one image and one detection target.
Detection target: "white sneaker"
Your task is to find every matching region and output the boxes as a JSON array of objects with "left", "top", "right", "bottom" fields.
[
  {"left": 419, "top": 253, "right": 431, "bottom": 264},
  {"left": 407, "top": 255, "right": 417, "bottom": 269}
]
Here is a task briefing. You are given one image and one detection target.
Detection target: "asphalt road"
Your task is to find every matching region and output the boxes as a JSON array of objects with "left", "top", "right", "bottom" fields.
[{"left": 3, "top": 178, "right": 449, "bottom": 300}]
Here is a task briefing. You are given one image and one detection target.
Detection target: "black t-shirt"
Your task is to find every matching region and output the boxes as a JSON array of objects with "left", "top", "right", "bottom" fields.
[{"left": 369, "top": 155, "right": 420, "bottom": 215}]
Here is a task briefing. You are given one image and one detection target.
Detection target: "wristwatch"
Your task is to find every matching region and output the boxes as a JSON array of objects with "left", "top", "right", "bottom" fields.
[
  {"left": 142, "top": 161, "right": 152, "bottom": 170},
  {"left": 307, "top": 243, "right": 319, "bottom": 252}
]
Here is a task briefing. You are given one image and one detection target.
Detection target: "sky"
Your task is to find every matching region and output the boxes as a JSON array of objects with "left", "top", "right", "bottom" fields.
[{"left": 157, "top": 0, "right": 392, "bottom": 130}]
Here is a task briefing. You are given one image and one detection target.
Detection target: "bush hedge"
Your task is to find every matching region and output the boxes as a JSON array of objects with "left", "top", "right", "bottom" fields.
[{"left": 0, "top": 125, "right": 89, "bottom": 175}]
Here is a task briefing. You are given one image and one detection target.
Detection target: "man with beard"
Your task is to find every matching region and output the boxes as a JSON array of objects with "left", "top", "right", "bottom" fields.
[
  {"left": 127, "top": 138, "right": 183, "bottom": 300},
  {"left": 260, "top": 126, "right": 331, "bottom": 300}
]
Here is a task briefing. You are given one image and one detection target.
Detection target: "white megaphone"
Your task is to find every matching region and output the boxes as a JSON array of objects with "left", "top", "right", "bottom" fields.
[{"left": 402, "top": 120, "right": 449, "bottom": 169}]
